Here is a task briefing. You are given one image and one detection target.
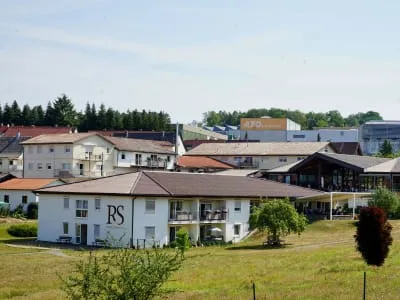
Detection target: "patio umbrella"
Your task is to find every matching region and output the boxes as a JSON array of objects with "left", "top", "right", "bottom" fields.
[{"left": 210, "top": 227, "right": 223, "bottom": 236}]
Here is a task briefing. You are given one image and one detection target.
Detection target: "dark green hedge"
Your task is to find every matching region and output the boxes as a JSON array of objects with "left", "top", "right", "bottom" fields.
[{"left": 7, "top": 223, "right": 37, "bottom": 237}]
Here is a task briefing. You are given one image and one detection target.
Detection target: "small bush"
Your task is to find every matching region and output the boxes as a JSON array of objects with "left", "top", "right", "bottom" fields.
[
  {"left": 0, "top": 206, "right": 10, "bottom": 217},
  {"left": 7, "top": 223, "right": 37, "bottom": 237},
  {"left": 11, "top": 204, "right": 25, "bottom": 219},
  {"left": 27, "top": 202, "right": 38, "bottom": 219}
]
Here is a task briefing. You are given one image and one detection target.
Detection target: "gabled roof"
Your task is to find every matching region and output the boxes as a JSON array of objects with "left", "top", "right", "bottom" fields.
[
  {"left": 103, "top": 136, "right": 175, "bottom": 155},
  {"left": 185, "top": 142, "right": 332, "bottom": 156},
  {"left": 176, "top": 156, "right": 233, "bottom": 169},
  {"left": 331, "top": 142, "right": 362, "bottom": 155},
  {"left": 0, "top": 136, "right": 30, "bottom": 158},
  {"left": 0, "top": 178, "right": 60, "bottom": 190},
  {"left": 37, "top": 171, "right": 323, "bottom": 199},
  {"left": 266, "top": 160, "right": 304, "bottom": 173},
  {"left": 20, "top": 133, "right": 103, "bottom": 145},
  {"left": 364, "top": 158, "right": 400, "bottom": 173},
  {"left": 288, "top": 152, "right": 391, "bottom": 173},
  {"left": 0, "top": 126, "right": 72, "bottom": 137}
]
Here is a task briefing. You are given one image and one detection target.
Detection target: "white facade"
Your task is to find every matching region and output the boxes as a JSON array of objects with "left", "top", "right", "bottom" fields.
[
  {"left": 1, "top": 190, "right": 38, "bottom": 212},
  {"left": 114, "top": 151, "right": 175, "bottom": 170},
  {"left": 23, "top": 135, "right": 115, "bottom": 178},
  {"left": 0, "top": 155, "right": 23, "bottom": 174},
  {"left": 38, "top": 194, "right": 252, "bottom": 247}
]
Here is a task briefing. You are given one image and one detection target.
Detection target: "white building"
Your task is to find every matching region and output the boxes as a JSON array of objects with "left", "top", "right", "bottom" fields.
[
  {"left": 21, "top": 133, "right": 178, "bottom": 178},
  {"left": 0, "top": 178, "right": 63, "bottom": 211},
  {"left": 36, "top": 171, "right": 321, "bottom": 247},
  {"left": 103, "top": 136, "right": 176, "bottom": 171},
  {"left": 185, "top": 142, "right": 337, "bottom": 170}
]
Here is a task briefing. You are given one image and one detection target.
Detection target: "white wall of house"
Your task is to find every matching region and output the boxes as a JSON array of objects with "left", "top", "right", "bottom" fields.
[
  {"left": 0, "top": 155, "right": 23, "bottom": 173},
  {"left": 38, "top": 194, "right": 254, "bottom": 247},
  {"left": 0, "top": 190, "right": 37, "bottom": 212},
  {"left": 23, "top": 135, "right": 115, "bottom": 178},
  {"left": 114, "top": 151, "right": 176, "bottom": 170}
]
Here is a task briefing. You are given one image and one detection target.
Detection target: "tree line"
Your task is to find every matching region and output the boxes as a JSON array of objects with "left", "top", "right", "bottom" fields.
[
  {"left": 0, "top": 94, "right": 172, "bottom": 131},
  {"left": 203, "top": 108, "right": 383, "bottom": 129}
]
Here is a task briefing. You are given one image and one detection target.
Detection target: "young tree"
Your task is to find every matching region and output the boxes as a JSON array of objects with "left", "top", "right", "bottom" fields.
[
  {"left": 354, "top": 207, "right": 393, "bottom": 266},
  {"left": 61, "top": 248, "right": 182, "bottom": 300},
  {"left": 249, "top": 199, "right": 307, "bottom": 245},
  {"left": 175, "top": 228, "right": 191, "bottom": 257},
  {"left": 368, "top": 187, "right": 400, "bottom": 218},
  {"left": 378, "top": 140, "right": 393, "bottom": 157}
]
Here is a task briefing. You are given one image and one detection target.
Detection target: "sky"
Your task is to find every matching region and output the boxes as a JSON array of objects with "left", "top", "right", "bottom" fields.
[{"left": 1, "top": 0, "right": 400, "bottom": 123}]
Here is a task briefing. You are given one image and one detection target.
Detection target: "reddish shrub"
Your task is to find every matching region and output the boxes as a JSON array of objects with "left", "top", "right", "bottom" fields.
[{"left": 355, "top": 207, "right": 393, "bottom": 266}]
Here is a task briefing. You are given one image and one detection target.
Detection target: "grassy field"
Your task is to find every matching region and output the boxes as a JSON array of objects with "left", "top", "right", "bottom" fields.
[{"left": 0, "top": 219, "right": 400, "bottom": 299}]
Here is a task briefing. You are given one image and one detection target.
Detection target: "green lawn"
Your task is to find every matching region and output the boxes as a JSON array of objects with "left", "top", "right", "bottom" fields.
[{"left": 0, "top": 219, "right": 400, "bottom": 299}]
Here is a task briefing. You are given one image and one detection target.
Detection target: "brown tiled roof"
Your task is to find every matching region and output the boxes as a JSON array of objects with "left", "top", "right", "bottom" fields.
[
  {"left": 0, "top": 178, "right": 60, "bottom": 190},
  {"left": 20, "top": 133, "right": 101, "bottom": 144},
  {"left": 37, "top": 171, "right": 323, "bottom": 199},
  {"left": 103, "top": 136, "right": 175, "bottom": 154},
  {"left": 0, "top": 126, "right": 72, "bottom": 137},
  {"left": 176, "top": 156, "right": 233, "bottom": 169},
  {"left": 185, "top": 142, "right": 332, "bottom": 156}
]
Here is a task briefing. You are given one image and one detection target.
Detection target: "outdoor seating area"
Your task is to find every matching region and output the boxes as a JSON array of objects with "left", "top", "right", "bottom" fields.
[
  {"left": 56, "top": 235, "right": 72, "bottom": 244},
  {"left": 200, "top": 209, "right": 228, "bottom": 221}
]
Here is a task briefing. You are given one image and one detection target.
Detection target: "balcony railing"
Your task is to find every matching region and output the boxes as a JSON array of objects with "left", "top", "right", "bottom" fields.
[
  {"left": 54, "top": 169, "right": 106, "bottom": 178},
  {"left": 77, "top": 153, "right": 104, "bottom": 161},
  {"left": 169, "top": 210, "right": 198, "bottom": 222},
  {"left": 200, "top": 209, "right": 228, "bottom": 222}
]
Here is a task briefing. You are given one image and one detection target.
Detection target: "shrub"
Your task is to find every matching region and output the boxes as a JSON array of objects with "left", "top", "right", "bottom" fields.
[
  {"left": 0, "top": 205, "right": 10, "bottom": 217},
  {"left": 175, "top": 228, "right": 191, "bottom": 257},
  {"left": 7, "top": 223, "right": 37, "bottom": 237},
  {"left": 11, "top": 204, "right": 25, "bottom": 219},
  {"left": 354, "top": 207, "right": 393, "bottom": 266},
  {"left": 27, "top": 202, "right": 38, "bottom": 219},
  {"left": 368, "top": 187, "right": 400, "bottom": 218}
]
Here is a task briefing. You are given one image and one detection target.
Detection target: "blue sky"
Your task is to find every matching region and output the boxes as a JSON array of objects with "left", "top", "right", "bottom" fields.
[{"left": 1, "top": 0, "right": 400, "bottom": 123}]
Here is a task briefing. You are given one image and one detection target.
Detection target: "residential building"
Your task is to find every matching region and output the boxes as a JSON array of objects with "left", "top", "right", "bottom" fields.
[
  {"left": 103, "top": 136, "right": 176, "bottom": 170},
  {"left": 185, "top": 142, "right": 336, "bottom": 170},
  {"left": 21, "top": 133, "right": 115, "bottom": 178},
  {"left": 36, "top": 171, "right": 321, "bottom": 247},
  {"left": 175, "top": 156, "right": 233, "bottom": 173},
  {"left": 359, "top": 121, "right": 400, "bottom": 155},
  {"left": 0, "top": 136, "right": 31, "bottom": 176},
  {"left": 0, "top": 178, "right": 63, "bottom": 211}
]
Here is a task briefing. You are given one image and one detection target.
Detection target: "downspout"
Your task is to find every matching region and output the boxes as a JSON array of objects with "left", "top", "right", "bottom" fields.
[{"left": 131, "top": 196, "right": 136, "bottom": 248}]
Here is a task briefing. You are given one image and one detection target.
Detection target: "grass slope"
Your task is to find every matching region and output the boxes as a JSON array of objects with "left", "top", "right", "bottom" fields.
[{"left": 0, "top": 220, "right": 399, "bottom": 299}]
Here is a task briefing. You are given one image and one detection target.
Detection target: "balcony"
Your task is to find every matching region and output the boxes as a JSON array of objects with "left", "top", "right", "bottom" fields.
[
  {"left": 169, "top": 210, "right": 198, "bottom": 224},
  {"left": 200, "top": 209, "right": 228, "bottom": 222},
  {"left": 77, "top": 153, "right": 104, "bottom": 161},
  {"left": 54, "top": 169, "right": 107, "bottom": 178}
]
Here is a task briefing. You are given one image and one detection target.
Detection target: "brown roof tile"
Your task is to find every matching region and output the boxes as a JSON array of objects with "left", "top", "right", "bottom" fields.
[
  {"left": 103, "top": 136, "right": 175, "bottom": 154},
  {"left": 185, "top": 142, "right": 332, "bottom": 156},
  {"left": 20, "top": 133, "right": 101, "bottom": 144},
  {"left": 177, "top": 156, "right": 233, "bottom": 169},
  {"left": 0, "top": 178, "right": 60, "bottom": 190},
  {"left": 0, "top": 126, "right": 72, "bottom": 137},
  {"left": 37, "top": 171, "right": 323, "bottom": 199}
]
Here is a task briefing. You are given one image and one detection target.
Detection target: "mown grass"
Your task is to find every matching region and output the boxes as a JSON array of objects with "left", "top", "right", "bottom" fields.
[{"left": 0, "top": 219, "right": 400, "bottom": 299}]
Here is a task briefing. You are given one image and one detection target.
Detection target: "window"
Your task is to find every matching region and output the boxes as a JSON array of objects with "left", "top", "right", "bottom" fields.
[
  {"left": 76, "top": 224, "right": 81, "bottom": 244},
  {"left": 28, "top": 162, "right": 33, "bottom": 170},
  {"left": 65, "top": 146, "right": 71, "bottom": 153},
  {"left": 49, "top": 146, "right": 54, "bottom": 153},
  {"left": 95, "top": 198, "right": 101, "bottom": 210},
  {"left": 121, "top": 153, "right": 126, "bottom": 160},
  {"left": 37, "top": 145, "right": 42, "bottom": 153},
  {"left": 135, "top": 153, "right": 142, "bottom": 165},
  {"left": 279, "top": 157, "right": 287, "bottom": 162},
  {"left": 76, "top": 200, "right": 88, "bottom": 218},
  {"left": 145, "top": 226, "right": 156, "bottom": 240},
  {"left": 63, "top": 222, "right": 69, "bottom": 235},
  {"left": 4, "top": 195, "right": 9, "bottom": 203},
  {"left": 22, "top": 195, "right": 28, "bottom": 204},
  {"left": 85, "top": 151, "right": 92, "bottom": 159},
  {"left": 167, "top": 156, "right": 171, "bottom": 162},
  {"left": 106, "top": 147, "right": 110, "bottom": 154},
  {"left": 64, "top": 197, "right": 69, "bottom": 209},
  {"left": 234, "top": 224, "right": 241, "bottom": 236},
  {"left": 151, "top": 154, "right": 158, "bottom": 161},
  {"left": 145, "top": 199, "right": 155, "bottom": 214},
  {"left": 9, "top": 160, "right": 13, "bottom": 166},
  {"left": 0, "top": 159, "right": 3, "bottom": 166},
  {"left": 94, "top": 224, "right": 100, "bottom": 238},
  {"left": 46, "top": 163, "right": 52, "bottom": 170},
  {"left": 234, "top": 200, "right": 241, "bottom": 212},
  {"left": 62, "top": 163, "right": 71, "bottom": 170},
  {"left": 293, "top": 134, "right": 306, "bottom": 139},
  {"left": 28, "top": 146, "right": 33, "bottom": 154},
  {"left": 37, "top": 163, "right": 43, "bottom": 170},
  {"left": 96, "top": 164, "right": 102, "bottom": 171}
]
